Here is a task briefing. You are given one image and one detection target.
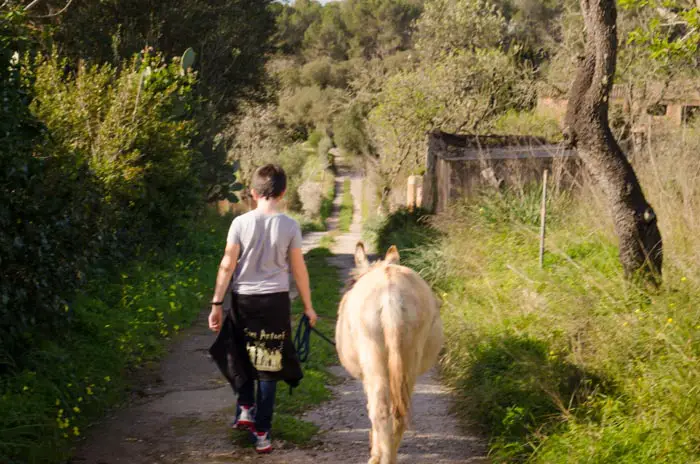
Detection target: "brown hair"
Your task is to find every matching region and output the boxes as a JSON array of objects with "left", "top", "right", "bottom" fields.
[{"left": 251, "top": 164, "right": 287, "bottom": 199}]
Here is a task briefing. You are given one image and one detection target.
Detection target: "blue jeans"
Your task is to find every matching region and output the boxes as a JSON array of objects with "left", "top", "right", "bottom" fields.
[{"left": 237, "top": 379, "right": 278, "bottom": 433}]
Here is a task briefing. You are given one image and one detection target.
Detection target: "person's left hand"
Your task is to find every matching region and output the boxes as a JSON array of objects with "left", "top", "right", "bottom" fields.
[
  {"left": 209, "top": 306, "right": 223, "bottom": 333},
  {"left": 304, "top": 307, "right": 318, "bottom": 327}
]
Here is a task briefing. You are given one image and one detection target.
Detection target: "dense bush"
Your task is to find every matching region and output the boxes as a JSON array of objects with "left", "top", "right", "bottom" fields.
[
  {"left": 32, "top": 50, "right": 202, "bottom": 241},
  {"left": 0, "top": 10, "right": 211, "bottom": 372},
  {"left": 0, "top": 12, "right": 101, "bottom": 368},
  {"left": 298, "top": 181, "right": 325, "bottom": 218}
]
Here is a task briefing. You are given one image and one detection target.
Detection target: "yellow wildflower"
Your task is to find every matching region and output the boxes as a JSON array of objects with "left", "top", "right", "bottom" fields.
[
  {"left": 667, "top": 318, "right": 673, "bottom": 324},
  {"left": 681, "top": 276, "right": 687, "bottom": 282}
]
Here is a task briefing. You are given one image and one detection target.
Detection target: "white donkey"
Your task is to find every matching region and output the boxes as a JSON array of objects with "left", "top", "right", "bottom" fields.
[{"left": 335, "top": 242, "right": 444, "bottom": 464}]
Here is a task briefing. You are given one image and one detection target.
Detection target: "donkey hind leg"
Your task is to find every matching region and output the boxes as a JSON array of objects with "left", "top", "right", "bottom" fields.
[
  {"left": 390, "top": 394, "right": 410, "bottom": 459},
  {"left": 365, "top": 375, "right": 393, "bottom": 464}
]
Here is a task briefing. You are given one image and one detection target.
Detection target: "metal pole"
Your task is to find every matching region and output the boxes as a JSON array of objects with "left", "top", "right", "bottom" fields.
[{"left": 539, "top": 170, "right": 549, "bottom": 269}]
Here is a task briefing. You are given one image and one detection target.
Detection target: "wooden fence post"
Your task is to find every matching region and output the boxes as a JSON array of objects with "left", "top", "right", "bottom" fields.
[
  {"left": 539, "top": 170, "right": 549, "bottom": 268},
  {"left": 407, "top": 175, "right": 418, "bottom": 211},
  {"left": 422, "top": 133, "right": 439, "bottom": 213}
]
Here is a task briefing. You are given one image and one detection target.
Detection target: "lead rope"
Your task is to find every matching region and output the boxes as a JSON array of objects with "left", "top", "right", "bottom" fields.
[{"left": 293, "top": 314, "right": 336, "bottom": 363}]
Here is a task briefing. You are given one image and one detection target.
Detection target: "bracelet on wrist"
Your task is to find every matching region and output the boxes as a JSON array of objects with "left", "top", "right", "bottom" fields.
[{"left": 211, "top": 301, "right": 224, "bottom": 306}]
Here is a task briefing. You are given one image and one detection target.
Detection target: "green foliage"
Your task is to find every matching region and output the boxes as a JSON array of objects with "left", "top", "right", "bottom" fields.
[
  {"left": 333, "top": 102, "right": 372, "bottom": 157},
  {"left": 492, "top": 110, "right": 563, "bottom": 141},
  {"left": 622, "top": 0, "right": 700, "bottom": 66},
  {"left": 0, "top": 8, "right": 63, "bottom": 368},
  {"left": 303, "top": 2, "right": 351, "bottom": 60},
  {"left": 32, "top": 50, "right": 201, "bottom": 237},
  {"left": 279, "top": 85, "right": 345, "bottom": 134},
  {"left": 364, "top": 207, "right": 439, "bottom": 261},
  {"left": 0, "top": 213, "right": 228, "bottom": 463},
  {"left": 226, "top": 102, "right": 291, "bottom": 193},
  {"left": 415, "top": 0, "right": 506, "bottom": 58},
  {"left": 1, "top": 12, "right": 221, "bottom": 386},
  {"left": 40, "top": 0, "right": 275, "bottom": 115},
  {"left": 340, "top": 0, "right": 423, "bottom": 58},
  {"left": 275, "top": 0, "right": 422, "bottom": 60}
]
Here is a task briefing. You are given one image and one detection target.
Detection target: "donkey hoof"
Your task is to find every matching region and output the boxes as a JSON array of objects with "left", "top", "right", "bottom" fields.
[{"left": 368, "top": 458, "right": 380, "bottom": 464}]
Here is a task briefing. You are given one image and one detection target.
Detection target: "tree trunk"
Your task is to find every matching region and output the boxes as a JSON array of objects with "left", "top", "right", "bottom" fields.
[{"left": 564, "top": 0, "right": 662, "bottom": 285}]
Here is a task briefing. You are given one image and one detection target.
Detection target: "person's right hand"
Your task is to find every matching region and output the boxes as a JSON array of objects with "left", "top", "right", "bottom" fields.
[
  {"left": 304, "top": 307, "right": 318, "bottom": 327},
  {"left": 209, "top": 306, "right": 223, "bottom": 333}
]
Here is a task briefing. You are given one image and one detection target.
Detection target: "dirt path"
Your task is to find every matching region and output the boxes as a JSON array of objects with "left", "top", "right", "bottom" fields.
[{"left": 72, "top": 165, "right": 487, "bottom": 464}]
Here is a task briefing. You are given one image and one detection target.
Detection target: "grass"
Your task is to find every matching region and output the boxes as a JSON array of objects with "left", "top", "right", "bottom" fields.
[
  {"left": 338, "top": 179, "right": 354, "bottom": 232},
  {"left": 232, "top": 247, "right": 342, "bottom": 448},
  {"left": 371, "top": 184, "right": 700, "bottom": 463},
  {"left": 319, "top": 231, "right": 338, "bottom": 249},
  {"left": 0, "top": 212, "right": 229, "bottom": 464},
  {"left": 361, "top": 178, "right": 371, "bottom": 224},
  {"left": 363, "top": 207, "right": 440, "bottom": 260}
]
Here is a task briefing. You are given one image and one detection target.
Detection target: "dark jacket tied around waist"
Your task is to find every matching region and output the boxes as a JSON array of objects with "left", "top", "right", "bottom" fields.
[{"left": 209, "top": 291, "right": 303, "bottom": 393}]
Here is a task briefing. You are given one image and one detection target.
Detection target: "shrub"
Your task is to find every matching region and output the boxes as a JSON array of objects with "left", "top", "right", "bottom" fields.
[
  {"left": 0, "top": 30, "right": 207, "bottom": 371},
  {"left": 32, "top": 50, "right": 201, "bottom": 242},
  {"left": 298, "top": 181, "right": 324, "bottom": 218}
]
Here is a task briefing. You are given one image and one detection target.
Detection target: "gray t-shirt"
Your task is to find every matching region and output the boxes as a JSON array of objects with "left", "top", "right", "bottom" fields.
[{"left": 227, "top": 210, "right": 303, "bottom": 295}]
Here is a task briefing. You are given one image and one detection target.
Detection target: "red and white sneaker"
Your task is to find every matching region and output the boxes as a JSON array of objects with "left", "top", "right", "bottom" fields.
[
  {"left": 232, "top": 405, "right": 255, "bottom": 431},
  {"left": 255, "top": 431, "right": 272, "bottom": 454}
]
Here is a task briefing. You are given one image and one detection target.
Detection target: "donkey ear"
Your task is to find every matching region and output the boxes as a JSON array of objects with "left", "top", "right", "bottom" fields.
[
  {"left": 384, "top": 245, "right": 400, "bottom": 265},
  {"left": 355, "top": 242, "right": 369, "bottom": 268}
]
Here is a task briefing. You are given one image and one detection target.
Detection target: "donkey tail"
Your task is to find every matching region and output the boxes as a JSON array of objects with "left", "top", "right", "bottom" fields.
[{"left": 383, "top": 285, "right": 411, "bottom": 423}]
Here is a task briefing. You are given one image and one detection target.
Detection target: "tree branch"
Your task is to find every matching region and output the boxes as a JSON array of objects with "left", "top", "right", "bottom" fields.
[
  {"left": 24, "top": 0, "right": 42, "bottom": 11},
  {"left": 31, "top": 0, "right": 74, "bottom": 17}
]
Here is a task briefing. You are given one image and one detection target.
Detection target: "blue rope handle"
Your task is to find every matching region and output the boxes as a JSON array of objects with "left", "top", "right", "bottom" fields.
[
  {"left": 293, "top": 314, "right": 336, "bottom": 363},
  {"left": 293, "top": 314, "right": 312, "bottom": 363}
]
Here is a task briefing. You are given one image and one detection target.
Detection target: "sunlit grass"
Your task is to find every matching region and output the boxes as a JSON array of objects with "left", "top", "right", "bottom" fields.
[
  {"left": 372, "top": 184, "right": 700, "bottom": 463},
  {"left": 338, "top": 179, "right": 354, "bottom": 232}
]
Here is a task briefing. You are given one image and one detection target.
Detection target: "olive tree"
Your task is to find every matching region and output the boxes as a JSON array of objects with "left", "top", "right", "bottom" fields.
[{"left": 564, "top": 0, "right": 663, "bottom": 284}]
